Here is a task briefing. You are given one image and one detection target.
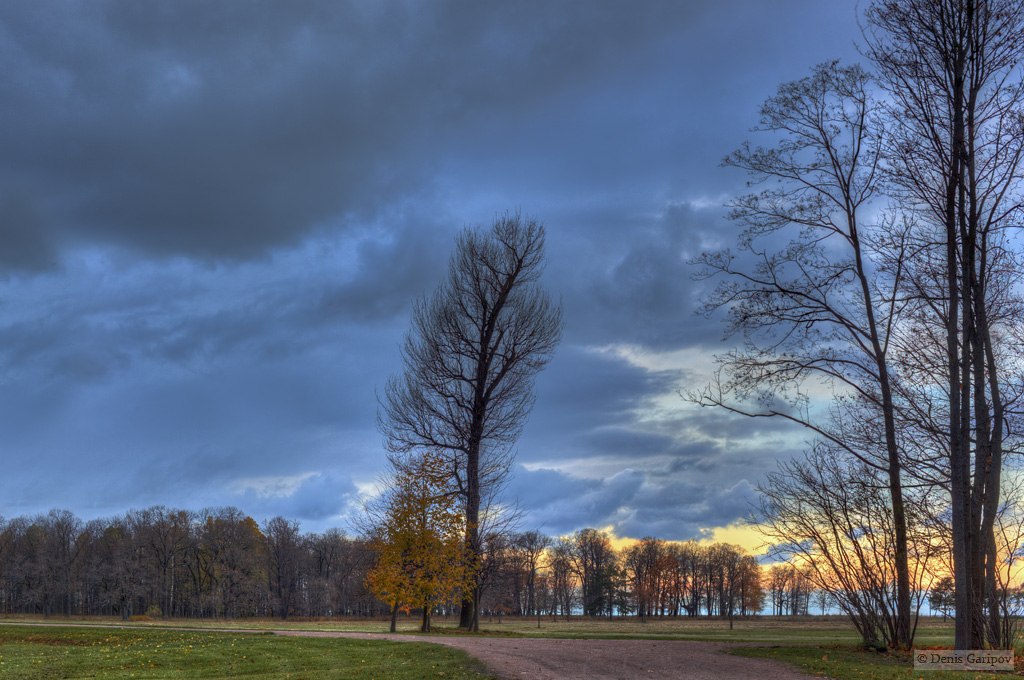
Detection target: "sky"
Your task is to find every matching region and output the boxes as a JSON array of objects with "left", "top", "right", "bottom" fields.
[{"left": 0, "top": 0, "right": 864, "bottom": 544}]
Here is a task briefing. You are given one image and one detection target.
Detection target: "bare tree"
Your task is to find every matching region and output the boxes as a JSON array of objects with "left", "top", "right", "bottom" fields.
[
  {"left": 566, "top": 528, "right": 619, "bottom": 618},
  {"left": 508, "top": 530, "right": 551, "bottom": 617},
  {"left": 131, "top": 506, "right": 192, "bottom": 618},
  {"left": 264, "top": 516, "right": 302, "bottom": 620},
  {"left": 692, "top": 60, "right": 915, "bottom": 647},
  {"left": 548, "top": 537, "right": 576, "bottom": 618},
  {"left": 758, "top": 442, "right": 938, "bottom": 647},
  {"left": 197, "top": 508, "right": 266, "bottom": 619},
  {"left": 865, "top": 0, "right": 1024, "bottom": 648},
  {"left": 379, "top": 213, "right": 562, "bottom": 630},
  {"left": 623, "top": 537, "right": 665, "bottom": 623}
]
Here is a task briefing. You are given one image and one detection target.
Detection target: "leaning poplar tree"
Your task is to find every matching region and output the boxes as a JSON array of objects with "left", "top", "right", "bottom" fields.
[{"left": 379, "top": 213, "right": 562, "bottom": 631}]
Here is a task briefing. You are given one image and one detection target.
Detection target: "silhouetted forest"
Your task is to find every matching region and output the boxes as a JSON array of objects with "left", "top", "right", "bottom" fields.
[{"left": 0, "top": 508, "right": 781, "bottom": 621}]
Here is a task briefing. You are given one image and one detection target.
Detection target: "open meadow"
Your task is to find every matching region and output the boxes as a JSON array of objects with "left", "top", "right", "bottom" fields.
[
  {"left": 0, "top": 615, "right": 1005, "bottom": 680},
  {"left": 0, "top": 612, "right": 956, "bottom": 643},
  {"left": 0, "top": 623, "right": 494, "bottom": 680}
]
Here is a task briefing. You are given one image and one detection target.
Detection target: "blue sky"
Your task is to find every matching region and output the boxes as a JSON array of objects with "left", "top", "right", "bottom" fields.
[{"left": 0, "top": 0, "right": 862, "bottom": 539}]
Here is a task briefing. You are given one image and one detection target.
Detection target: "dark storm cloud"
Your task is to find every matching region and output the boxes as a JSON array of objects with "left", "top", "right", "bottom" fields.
[
  {"left": 508, "top": 463, "right": 764, "bottom": 541},
  {"left": 232, "top": 471, "right": 361, "bottom": 524},
  {"left": 0, "top": 0, "right": 745, "bottom": 263},
  {"left": 552, "top": 201, "right": 731, "bottom": 350},
  {"left": 0, "top": 1, "right": 865, "bottom": 535},
  {"left": 510, "top": 334, "right": 807, "bottom": 540},
  {"left": 506, "top": 466, "right": 645, "bottom": 536},
  {"left": 0, "top": 194, "right": 59, "bottom": 272},
  {"left": 523, "top": 345, "right": 679, "bottom": 438},
  {"left": 316, "top": 213, "right": 453, "bottom": 323}
]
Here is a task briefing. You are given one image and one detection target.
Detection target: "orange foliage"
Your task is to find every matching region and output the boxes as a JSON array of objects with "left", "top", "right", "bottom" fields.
[{"left": 366, "top": 451, "right": 476, "bottom": 630}]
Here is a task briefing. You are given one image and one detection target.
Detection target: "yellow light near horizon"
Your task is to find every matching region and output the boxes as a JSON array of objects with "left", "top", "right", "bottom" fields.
[
  {"left": 606, "top": 531, "right": 638, "bottom": 552},
  {"left": 563, "top": 523, "right": 768, "bottom": 557},
  {"left": 700, "top": 523, "right": 767, "bottom": 556}
]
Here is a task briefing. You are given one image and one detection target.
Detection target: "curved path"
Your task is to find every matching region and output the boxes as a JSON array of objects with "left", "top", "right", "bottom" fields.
[{"left": 276, "top": 630, "right": 813, "bottom": 679}]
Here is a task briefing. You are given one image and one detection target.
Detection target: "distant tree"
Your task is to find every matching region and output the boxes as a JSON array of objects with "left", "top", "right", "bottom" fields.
[
  {"left": 514, "top": 531, "right": 551, "bottom": 617},
  {"left": 197, "top": 508, "right": 265, "bottom": 618},
  {"left": 549, "top": 538, "right": 576, "bottom": 618},
  {"left": 264, "top": 516, "right": 302, "bottom": 620},
  {"left": 379, "top": 213, "right": 562, "bottom": 630},
  {"left": 815, "top": 588, "right": 837, "bottom": 616},
  {"left": 366, "top": 451, "right": 474, "bottom": 633},
  {"left": 567, "top": 528, "right": 619, "bottom": 618},
  {"left": 306, "top": 528, "right": 349, "bottom": 617},
  {"left": 131, "top": 506, "right": 191, "bottom": 618},
  {"left": 476, "top": 531, "right": 516, "bottom": 621},
  {"left": 737, "top": 555, "right": 764, "bottom": 616},
  {"left": 929, "top": 577, "right": 955, "bottom": 621},
  {"left": 675, "top": 541, "right": 703, "bottom": 617},
  {"left": 40, "top": 510, "right": 84, "bottom": 617},
  {"left": 82, "top": 518, "right": 142, "bottom": 619},
  {"left": 623, "top": 538, "right": 665, "bottom": 623}
]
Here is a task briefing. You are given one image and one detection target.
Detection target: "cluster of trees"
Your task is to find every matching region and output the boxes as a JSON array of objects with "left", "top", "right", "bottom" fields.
[
  {"left": 368, "top": 523, "right": 770, "bottom": 625},
  {"left": 480, "top": 530, "right": 765, "bottom": 626},
  {"left": 363, "top": 438, "right": 772, "bottom": 630},
  {"left": 764, "top": 565, "right": 814, "bottom": 617},
  {"left": 694, "top": 0, "right": 1024, "bottom": 650},
  {"left": 0, "top": 507, "right": 385, "bottom": 620}
]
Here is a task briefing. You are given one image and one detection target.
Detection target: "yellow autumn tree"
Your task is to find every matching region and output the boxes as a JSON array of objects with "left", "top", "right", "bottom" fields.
[{"left": 366, "top": 451, "right": 475, "bottom": 632}]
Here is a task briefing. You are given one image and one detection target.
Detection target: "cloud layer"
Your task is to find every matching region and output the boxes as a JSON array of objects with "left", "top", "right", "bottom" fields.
[{"left": 0, "top": 1, "right": 859, "bottom": 534}]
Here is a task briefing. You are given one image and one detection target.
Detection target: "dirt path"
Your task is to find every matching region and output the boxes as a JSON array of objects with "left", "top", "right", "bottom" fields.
[{"left": 276, "top": 630, "right": 814, "bottom": 680}]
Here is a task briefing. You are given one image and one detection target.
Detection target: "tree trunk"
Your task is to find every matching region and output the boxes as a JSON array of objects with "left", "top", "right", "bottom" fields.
[{"left": 460, "top": 438, "right": 481, "bottom": 631}]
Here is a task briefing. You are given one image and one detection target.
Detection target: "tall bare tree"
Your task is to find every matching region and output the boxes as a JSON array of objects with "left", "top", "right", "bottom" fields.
[
  {"left": 865, "top": 0, "right": 1024, "bottom": 648},
  {"left": 379, "top": 213, "right": 561, "bottom": 630},
  {"left": 692, "top": 61, "right": 915, "bottom": 648}
]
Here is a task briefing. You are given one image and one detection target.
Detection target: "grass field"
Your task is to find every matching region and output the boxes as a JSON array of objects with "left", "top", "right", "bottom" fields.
[
  {"left": 0, "top": 615, "right": 1011, "bottom": 680},
  {"left": 732, "top": 645, "right": 1021, "bottom": 680},
  {"left": 0, "top": 612, "right": 957, "bottom": 645},
  {"left": 0, "top": 624, "right": 495, "bottom": 679}
]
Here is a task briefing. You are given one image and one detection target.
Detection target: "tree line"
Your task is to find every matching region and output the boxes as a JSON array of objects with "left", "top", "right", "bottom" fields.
[
  {"left": 0, "top": 505, "right": 789, "bottom": 624},
  {"left": 0, "top": 507, "right": 383, "bottom": 620}
]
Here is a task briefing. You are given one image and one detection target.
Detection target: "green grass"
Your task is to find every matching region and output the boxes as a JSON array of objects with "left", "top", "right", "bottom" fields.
[
  {"left": 0, "top": 625, "right": 495, "bottom": 679},
  {"left": 0, "top": 613, "right": 958, "bottom": 644},
  {"left": 733, "top": 645, "right": 1019, "bottom": 680},
  {"left": 0, "top": 616, "right": 993, "bottom": 680},
  {"left": 468, "top": 615, "right": 954, "bottom": 646}
]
